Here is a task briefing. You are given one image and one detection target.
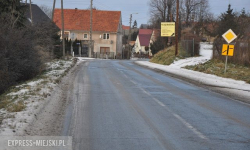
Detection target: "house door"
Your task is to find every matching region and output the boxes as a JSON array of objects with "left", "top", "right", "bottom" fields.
[
  {"left": 82, "top": 44, "right": 88, "bottom": 57},
  {"left": 100, "top": 47, "right": 110, "bottom": 59},
  {"left": 100, "top": 47, "right": 110, "bottom": 54}
]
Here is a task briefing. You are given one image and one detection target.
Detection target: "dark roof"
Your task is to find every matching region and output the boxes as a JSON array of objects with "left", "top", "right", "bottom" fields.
[
  {"left": 24, "top": 4, "right": 52, "bottom": 25},
  {"left": 53, "top": 9, "right": 121, "bottom": 32},
  {"left": 140, "top": 24, "right": 149, "bottom": 29}
]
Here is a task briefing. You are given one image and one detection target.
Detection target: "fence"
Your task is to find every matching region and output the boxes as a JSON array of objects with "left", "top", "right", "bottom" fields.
[
  {"left": 213, "top": 39, "right": 250, "bottom": 66},
  {"left": 181, "top": 36, "right": 200, "bottom": 57},
  {"left": 181, "top": 39, "right": 200, "bottom": 57},
  {"left": 94, "top": 52, "right": 115, "bottom": 59},
  {"left": 133, "top": 53, "right": 150, "bottom": 58}
]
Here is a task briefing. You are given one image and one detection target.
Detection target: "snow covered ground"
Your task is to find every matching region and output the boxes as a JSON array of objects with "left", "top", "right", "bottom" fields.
[
  {"left": 170, "top": 42, "right": 213, "bottom": 68},
  {"left": 135, "top": 42, "right": 250, "bottom": 102},
  {"left": 0, "top": 58, "right": 83, "bottom": 135}
]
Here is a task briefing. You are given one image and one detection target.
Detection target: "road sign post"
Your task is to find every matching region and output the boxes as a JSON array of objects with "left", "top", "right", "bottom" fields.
[
  {"left": 222, "top": 29, "right": 237, "bottom": 73},
  {"left": 225, "top": 55, "right": 228, "bottom": 74}
]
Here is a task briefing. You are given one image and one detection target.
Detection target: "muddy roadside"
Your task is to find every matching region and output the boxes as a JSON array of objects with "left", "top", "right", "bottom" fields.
[{"left": 24, "top": 61, "right": 86, "bottom": 136}]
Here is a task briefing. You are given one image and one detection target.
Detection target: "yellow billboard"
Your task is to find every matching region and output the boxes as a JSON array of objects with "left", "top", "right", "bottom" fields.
[{"left": 161, "top": 22, "right": 175, "bottom": 37}]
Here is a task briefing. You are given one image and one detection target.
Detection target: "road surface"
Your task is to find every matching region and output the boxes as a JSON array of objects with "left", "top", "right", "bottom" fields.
[{"left": 61, "top": 60, "right": 250, "bottom": 150}]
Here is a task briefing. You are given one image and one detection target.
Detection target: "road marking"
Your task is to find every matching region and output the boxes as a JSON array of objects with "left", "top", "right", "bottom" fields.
[
  {"left": 171, "top": 112, "right": 208, "bottom": 140},
  {"left": 122, "top": 72, "right": 128, "bottom": 79},
  {"left": 130, "top": 80, "right": 137, "bottom": 85},
  {"left": 121, "top": 68, "right": 208, "bottom": 140},
  {"left": 152, "top": 97, "right": 166, "bottom": 107},
  {"left": 140, "top": 87, "right": 150, "bottom": 96},
  {"left": 121, "top": 71, "right": 137, "bottom": 85}
]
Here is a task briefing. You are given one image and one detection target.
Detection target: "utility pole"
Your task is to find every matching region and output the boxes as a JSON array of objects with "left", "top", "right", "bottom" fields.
[
  {"left": 25, "top": 0, "right": 27, "bottom": 4},
  {"left": 29, "top": 0, "right": 33, "bottom": 25},
  {"left": 127, "top": 14, "right": 132, "bottom": 59},
  {"left": 61, "top": 0, "right": 65, "bottom": 58},
  {"left": 175, "top": 0, "right": 179, "bottom": 56},
  {"left": 89, "top": 0, "right": 93, "bottom": 58},
  {"left": 52, "top": 0, "right": 56, "bottom": 21}
]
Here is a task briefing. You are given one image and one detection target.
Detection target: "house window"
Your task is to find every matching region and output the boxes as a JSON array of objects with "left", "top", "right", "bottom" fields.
[
  {"left": 63, "top": 31, "right": 69, "bottom": 38},
  {"left": 103, "top": 33, "right": 110, "bottom": 39},
  {"left": 83, "top": 34, "right": 88, "bottom": 39}
]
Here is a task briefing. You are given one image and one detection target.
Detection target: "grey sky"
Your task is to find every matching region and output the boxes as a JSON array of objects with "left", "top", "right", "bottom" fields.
[{"left": 28, "top": 0, "right": 250, "bottom": 26}]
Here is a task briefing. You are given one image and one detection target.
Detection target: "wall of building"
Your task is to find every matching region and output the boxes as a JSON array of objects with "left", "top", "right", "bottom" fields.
[
  {"left": 66, "top": 30, "right": 118, "bottom": 55},
  {"left": 134, "top": 36, "right": 141, "bottom": 53},
  {"left": 116, "top": 18, "right": 123, "bottom": 58}
]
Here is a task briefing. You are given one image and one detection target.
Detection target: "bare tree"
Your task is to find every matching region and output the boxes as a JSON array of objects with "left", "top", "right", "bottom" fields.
[
  {"left": 149, "top": 0, "right": 168, "bottom": 22},
  {"left": 166, "top": 0, "right": 176, "bottom": 21},
  {"left": 183, "top": 0, "right": 205, "bottom": 26},
  {"left": 39, "top": 5, "right": 53, "bottom": 19},
  {"left": 149, "top": 0, "right": 176, "bottom": 28}
]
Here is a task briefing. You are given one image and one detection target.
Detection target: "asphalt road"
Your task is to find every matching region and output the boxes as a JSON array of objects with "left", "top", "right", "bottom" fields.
[{"left": 61, "top": 60, "right": 250, "bottom": 150}]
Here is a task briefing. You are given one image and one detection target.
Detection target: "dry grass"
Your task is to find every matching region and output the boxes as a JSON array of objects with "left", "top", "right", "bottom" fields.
[
  {"left": 6, "top": 101, "right": 26, "bottom": 112},
  {"left": 150, "top": 44, "right": 187, "bottom": 65},
  {"left": 0, "top": 58, "right": 78, "bottom": 113},
  {"left": 185, "top": 59, "right": 250, "bottom": 83},
  {"left": 0, "top": 95, "right": 12, "bottom": 110}
]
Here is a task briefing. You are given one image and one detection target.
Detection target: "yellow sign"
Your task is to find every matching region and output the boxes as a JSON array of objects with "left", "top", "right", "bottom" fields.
[
  {"left": 222, "top": 29, "right": 237, "bottom": 43},
  {"left": 222, "top": 44, "right": 234, "bottom": 56},
  {"left": 161, "top": 22, "right": 175, "bottom": 37}
]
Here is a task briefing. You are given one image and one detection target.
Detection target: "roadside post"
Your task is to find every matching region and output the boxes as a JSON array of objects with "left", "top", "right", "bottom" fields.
[{"left": 222, "top": 29, "right": 237, "bottom": 73}]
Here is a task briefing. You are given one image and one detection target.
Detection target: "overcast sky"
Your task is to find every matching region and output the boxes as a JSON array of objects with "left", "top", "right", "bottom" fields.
[{"left": 28, "top": 0, "right": 250, "bottom": 27}]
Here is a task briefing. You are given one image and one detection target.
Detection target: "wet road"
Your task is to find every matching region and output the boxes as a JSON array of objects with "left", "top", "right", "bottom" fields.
[{"left": 61, "top": 60, "right": 250, "bottom": 150}]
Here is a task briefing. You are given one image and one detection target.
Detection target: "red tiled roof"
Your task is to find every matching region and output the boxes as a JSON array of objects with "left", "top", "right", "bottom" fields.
[
  {"left": 122, "top": 25, "right": 130, "bottom": 30},
  {"left": 53, "top": 9, "right": 121, "bottom": 32}
]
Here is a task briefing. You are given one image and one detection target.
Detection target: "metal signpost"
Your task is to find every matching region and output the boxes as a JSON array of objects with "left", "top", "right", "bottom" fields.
[{"left": 222, "top": 29, "right": 237, "bottom": 73}]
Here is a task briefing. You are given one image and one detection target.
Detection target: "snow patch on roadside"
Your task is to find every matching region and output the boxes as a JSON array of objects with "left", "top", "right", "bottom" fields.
[
  {"left": 169, "top": 42, "right": 213, "bottom": 68},
  {"left": 136, "top": 61, "right": 250, "bottom": 91},
  {"left": 76, "top": 57, "right": 95, "bottom": 62},
  {"left": 0, "top": 58, "right": 79, "bottom": 136}
]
